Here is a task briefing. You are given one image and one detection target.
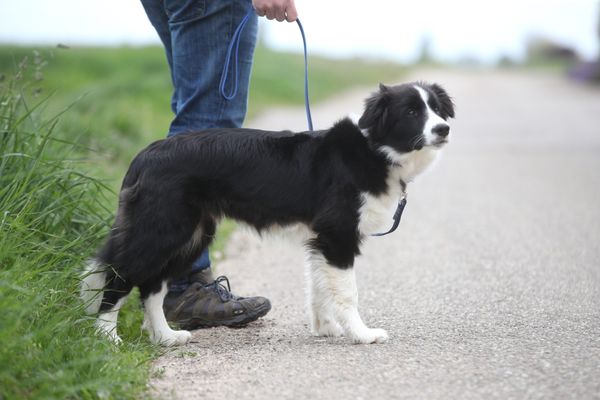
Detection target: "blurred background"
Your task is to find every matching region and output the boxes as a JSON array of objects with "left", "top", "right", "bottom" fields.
[{"left": 1, "top": 0, "right": 599, "bottom": 64}]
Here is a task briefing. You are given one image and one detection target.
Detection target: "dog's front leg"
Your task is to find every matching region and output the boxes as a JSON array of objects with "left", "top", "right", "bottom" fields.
[
  {"left": 141, "top": 281, "right": 192, "bottom": 346},
  {"left": 306, "top": 252, "right": 388, "bottom": 344},
  {"left": 306, "top": 253, "right": 344, "bottom": 337}
]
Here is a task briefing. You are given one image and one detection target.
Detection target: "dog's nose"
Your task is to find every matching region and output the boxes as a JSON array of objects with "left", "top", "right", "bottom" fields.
[{"left": 432, "top": 124, "right": 450, "bottom": 137}]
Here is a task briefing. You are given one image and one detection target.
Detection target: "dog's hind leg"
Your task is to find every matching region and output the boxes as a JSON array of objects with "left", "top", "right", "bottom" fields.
[
  {"left": 81, "top": 258, "right": 107, "bottom": 315},
  {"left": 81, "top": 258, "right": 131, "bottom": 344},
  {"left": 307, "top": 229, "right": 388, "bottom": 344},
  {"left": 140, "top": 280, "right": 192, "bottom": 346},
  {"left": 138, "top": 218, "right": 215, "bottom": 347},
  {"left": 95, "top": 268, "right": 133, "bottom": 344}
]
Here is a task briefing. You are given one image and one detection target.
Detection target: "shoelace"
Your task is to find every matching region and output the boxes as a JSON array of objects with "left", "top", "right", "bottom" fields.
[{"left": 204, "top": 275, "right": 233, "bottom": 302}]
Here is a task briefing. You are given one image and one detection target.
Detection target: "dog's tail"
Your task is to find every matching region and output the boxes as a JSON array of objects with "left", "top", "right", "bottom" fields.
[{"left": 80, "top": 258, "right": 107, "bottom": 315}]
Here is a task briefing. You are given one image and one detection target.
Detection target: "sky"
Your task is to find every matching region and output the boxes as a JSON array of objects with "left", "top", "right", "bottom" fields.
[{"left": 0, "top": 0, "right": 598, "bottom": 63}]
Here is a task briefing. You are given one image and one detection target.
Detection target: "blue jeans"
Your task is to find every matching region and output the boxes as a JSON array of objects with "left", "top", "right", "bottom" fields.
[{"left": 140, "top": 0, "right": 258, "bottom": 292}]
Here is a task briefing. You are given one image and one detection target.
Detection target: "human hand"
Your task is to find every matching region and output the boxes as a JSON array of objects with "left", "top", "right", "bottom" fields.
[{"left": 252, "top": 0, "right": 298, "bottom": 22}]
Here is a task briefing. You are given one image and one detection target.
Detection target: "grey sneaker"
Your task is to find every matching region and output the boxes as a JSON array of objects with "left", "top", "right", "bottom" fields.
[{"left": 163, "top": 273, "right": 271, "bottom": 330}]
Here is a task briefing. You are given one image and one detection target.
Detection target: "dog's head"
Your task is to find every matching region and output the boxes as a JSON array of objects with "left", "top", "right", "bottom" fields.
[{"left": 358, "top": 82, "right": 455, "bottom": 157}]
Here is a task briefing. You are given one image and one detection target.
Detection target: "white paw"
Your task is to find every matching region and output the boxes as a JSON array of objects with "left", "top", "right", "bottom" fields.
[
  {"left": 312, "top": 319, "right": 344, "bottom": 337},
  {"left": 106, "top": 332, "right": 123, "bottom": 345},
  {"left": 150, "top": 329, "right": 192, "bottom": 347},
  {"left": 95, "top": 321, "right": 122, "bottom": 345},
  {"left": 141, "top": 317, "right": 152, "bottom": 331},
  {"left": 310, "top": 312, "right": 344, "bottom": 337},
  {"left": 351, "top": 328, "right": 388, "bottom": 344}
]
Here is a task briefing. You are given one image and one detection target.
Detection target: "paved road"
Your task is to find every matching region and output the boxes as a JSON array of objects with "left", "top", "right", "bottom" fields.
[{"left": 151, "top": 69, "right": 600, "bottom": 399}]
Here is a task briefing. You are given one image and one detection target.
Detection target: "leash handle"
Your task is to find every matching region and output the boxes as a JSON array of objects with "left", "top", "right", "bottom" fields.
[
  {"left": 219, "top": 9, "right": 253, "bottom": 100},
  {"left": 220, "top": 9, "right": 313, "bottom": 131}
]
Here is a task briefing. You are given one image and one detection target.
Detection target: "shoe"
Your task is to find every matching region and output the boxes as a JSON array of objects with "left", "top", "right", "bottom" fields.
[{"left": 163, "top": 273, "right": 271, "bottom": 330}]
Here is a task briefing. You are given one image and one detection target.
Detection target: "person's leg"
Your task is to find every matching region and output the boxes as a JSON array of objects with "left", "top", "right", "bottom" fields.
[
  {"left": 141, "top": 0, "right": 256, "bottom": 127},
  {"left": 166, "top": 0, "right": 258, "bottom": 134},
  {"left": 139, "top": 0, "right": 178, "bottom": 114},
  {"left": 141, "top": 0, "right": 203, "bottom": 287},
  {"left": 165, "top": 0, "right": 258, "bottom": 284},
  {"left": 140, "top": 0, "right": 270, "bottom": 328},
  {"left": 140, "top": 0, "right": 257, "bottom": 281}
]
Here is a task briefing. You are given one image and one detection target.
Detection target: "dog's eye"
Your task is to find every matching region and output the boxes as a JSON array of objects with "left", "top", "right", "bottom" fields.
[
  {"left": 407, "top": 109, "right": 417, "bottom": 116},
  {"left": 432, "top": 106, "right": 440, "bottom": 113}
]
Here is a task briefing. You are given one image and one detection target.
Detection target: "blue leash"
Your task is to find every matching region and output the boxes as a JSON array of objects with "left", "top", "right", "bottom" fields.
[
  {"left": 220, "top": 9, "right": 404, "bottom": 236},
  {"left": 220, "top": 8, "right": 313, "bottom": 131}
]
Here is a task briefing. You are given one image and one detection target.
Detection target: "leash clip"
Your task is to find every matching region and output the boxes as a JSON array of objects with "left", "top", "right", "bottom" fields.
[{"left": 371, "top": 196, "right": 408, "bottom": 237}]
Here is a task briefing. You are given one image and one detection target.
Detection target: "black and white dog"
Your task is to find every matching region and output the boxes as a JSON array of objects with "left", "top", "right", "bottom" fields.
[{"left": 81, "top": 82, "right": 454, "bottom": 346}]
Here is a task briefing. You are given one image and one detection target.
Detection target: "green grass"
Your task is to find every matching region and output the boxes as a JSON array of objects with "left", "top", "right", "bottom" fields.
[
  {"left": 0, "top": 44, "right": 403, "bottom": 399},
  {"left": 0, "top": 68, "right": 159, "bottom": 399}
]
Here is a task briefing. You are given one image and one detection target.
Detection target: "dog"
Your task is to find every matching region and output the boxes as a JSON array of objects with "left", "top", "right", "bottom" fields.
[{"left": 81, "top": 81, "right": 455, "bottom": 346}]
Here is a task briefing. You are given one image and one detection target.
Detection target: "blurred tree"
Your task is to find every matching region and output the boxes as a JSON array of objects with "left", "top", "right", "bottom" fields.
[{"left": 416, "top": 35, "right": 434, "bottom": 65}]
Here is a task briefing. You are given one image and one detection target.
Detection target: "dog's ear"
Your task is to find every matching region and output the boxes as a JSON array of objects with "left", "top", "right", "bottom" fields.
[
  {"left": 431, "top": 83, "right": 455, "bottom": 119},
  {"left": 358, "top": 83, "right": 390, "bottom": 136}
]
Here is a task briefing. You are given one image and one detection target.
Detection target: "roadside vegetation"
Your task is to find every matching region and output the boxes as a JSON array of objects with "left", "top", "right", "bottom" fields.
[{"left": 0, "top": 44, "right": 403, "bottom": 399}]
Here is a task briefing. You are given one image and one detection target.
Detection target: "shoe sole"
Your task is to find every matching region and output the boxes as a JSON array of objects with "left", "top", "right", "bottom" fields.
[{"left": 177, "top": 301, "right": 272, "bottom": 330}]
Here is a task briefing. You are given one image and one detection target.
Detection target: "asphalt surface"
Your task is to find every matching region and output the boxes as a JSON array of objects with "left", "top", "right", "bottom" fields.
[{"left": 150, "top": 69, "right": 600, "bottom": 400}]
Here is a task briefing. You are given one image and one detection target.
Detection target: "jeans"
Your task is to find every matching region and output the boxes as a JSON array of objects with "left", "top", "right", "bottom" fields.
[{"left": 140, "top": 0, "right": 258, "bottom": 292}]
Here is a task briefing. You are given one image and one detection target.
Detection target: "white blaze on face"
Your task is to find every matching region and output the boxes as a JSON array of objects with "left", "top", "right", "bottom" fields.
[{"left": 414, "top": 85, "right": 449, "bottom": 146}]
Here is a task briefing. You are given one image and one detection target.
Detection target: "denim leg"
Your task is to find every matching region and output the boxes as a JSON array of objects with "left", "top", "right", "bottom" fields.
[
  {"left": 139, "top": 0, "right": 178, "bottom": 114},
  {"left": 166, "top": 0, "right": 258, "bottom": 134},
  {"left": 141, "top": 0, "right": 257, "bottom": 131},
  {"left": 140, "top": 0, "right": 258, "bottom": 289}
]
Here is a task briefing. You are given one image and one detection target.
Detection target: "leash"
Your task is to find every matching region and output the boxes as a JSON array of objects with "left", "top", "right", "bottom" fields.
[
  {"left": 220, "top": 8, "right": 404, "bottom": 236},
  {"left": 220, "top": 8, "right": 313, "bottom": 130},
  {"left": 370, "top": 197, "right": 407, "bottom": 237}
]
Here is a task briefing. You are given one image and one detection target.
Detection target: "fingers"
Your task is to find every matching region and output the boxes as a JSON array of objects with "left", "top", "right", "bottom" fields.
[
  {"left": 252, "top": 0, "right": 298, "bottom": 23},
  {"left": 284, "top": 3, "right": 298, "bottom": 22},
  {"left": 255, "top": 7, "right": 266, "bottom": 17}
]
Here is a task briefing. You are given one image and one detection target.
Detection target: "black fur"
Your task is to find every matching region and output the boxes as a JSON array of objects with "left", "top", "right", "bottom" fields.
[{"left": 94, "top": 82, "right": 454, "bottom": 312}]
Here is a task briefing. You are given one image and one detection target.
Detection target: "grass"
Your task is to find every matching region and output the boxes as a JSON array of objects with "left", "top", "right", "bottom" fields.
[
  {"left": 0, "top": 65, "right": 159, "bottom": 399},
  {"left": 0, "top": 44, "right": 404, "bottom": 399}
]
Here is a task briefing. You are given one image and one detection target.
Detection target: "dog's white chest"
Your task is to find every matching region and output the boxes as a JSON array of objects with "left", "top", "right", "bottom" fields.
[
  {"left": 357, "top": 170, "right": 404, "bottom": 235},
  {"left": 357, "top": 148, "right": 439, "bottom": 235}
]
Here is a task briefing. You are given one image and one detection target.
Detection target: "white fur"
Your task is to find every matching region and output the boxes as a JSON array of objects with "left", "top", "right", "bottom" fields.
[
  {"left": 305, "top": 251, "right": 388, "bottom": 344},
  {"left": 397, "top": 147, "right": 440, "bottom": 183},
  {"left": 81, "top": 258, "right": 127, "bottom": 344},
  {"left": 358, "top": 147, "right": 439, "bottom": 235},
  {"left": 96, "top": 296, "right": 127, "bottom": 344},
  {"left": 414, "top": 85, "right": 450, "bottom": 146},
  {"left": 258, "top": 222, "right": 314, "bottom": 243},
  {"left": 142, "top": 281, "right": 192, "bottom": 346},
  {"left": 358, "top": 165, "right": 405, "bottom": 235},
  {"left": 80, "top": 259, "right": 106, "bottom": 315}
]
